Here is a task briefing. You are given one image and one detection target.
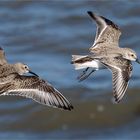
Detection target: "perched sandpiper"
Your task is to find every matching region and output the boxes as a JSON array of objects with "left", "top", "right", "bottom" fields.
[
  {"left": 0, "top": 47, "right": 73, "bottom": 110},
  {"left": 71, "top": 11, "right": 140, "bottom": 103}
]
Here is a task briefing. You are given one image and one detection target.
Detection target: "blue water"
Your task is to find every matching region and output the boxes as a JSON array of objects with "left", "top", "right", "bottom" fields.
[{"left": 0, "top": 1, "right": 140, "bottom": 139}]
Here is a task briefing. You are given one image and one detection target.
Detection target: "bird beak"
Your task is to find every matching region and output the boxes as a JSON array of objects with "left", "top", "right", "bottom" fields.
[
  {"left": 136, "top": 58, "right": 140, "bottom": 64},
  {"left": 29, "top": 70, "right": 39, "bottom": 77}
]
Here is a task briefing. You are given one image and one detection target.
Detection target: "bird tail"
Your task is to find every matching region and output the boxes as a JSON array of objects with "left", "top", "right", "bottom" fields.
[{"left": 71, "top": 55, "right": 93, "bottom": 70}]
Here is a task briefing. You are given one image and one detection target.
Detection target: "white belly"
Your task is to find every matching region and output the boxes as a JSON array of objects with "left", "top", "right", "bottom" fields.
[{"left": 74, "top": 60, "right": 106, "bottom": 70}]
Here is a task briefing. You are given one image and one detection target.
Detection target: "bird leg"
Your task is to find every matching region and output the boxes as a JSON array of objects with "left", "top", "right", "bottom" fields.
[
  {"left": 77, "top": 67, "right": 89, "bottom": 80},
  {"left": 78, "top": 69, "right": 95, "bottom": 82}
]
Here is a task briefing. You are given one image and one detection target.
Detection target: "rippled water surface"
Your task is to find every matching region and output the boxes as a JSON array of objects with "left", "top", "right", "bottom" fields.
[{"left": 0, "top": 1, "right": 140, "bottom": 139}]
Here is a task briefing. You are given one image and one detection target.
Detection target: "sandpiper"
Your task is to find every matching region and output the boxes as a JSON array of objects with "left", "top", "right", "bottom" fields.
[
  {"left": 0, "top": 47, "right": 73, "bottom": 110},
  {"left": 71, "top": 11, "right": 140, "bottom": 103}
]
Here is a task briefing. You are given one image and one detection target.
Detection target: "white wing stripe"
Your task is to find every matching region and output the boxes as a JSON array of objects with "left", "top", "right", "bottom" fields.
[{"left": 3, "top": 89, "right": 71, "bottom": 109}]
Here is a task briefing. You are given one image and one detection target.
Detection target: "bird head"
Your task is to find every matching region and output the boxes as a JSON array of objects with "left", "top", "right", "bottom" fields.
[
  {"left": 122, "top": 48, "right": 140, "bottom": 63},
  {"left": 14, "top": 63, "right": 39, "bottom": 77}
]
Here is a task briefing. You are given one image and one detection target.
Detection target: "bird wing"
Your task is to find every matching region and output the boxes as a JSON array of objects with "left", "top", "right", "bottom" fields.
[
  {"left": 87, "top": 11, "right": 121, "bottom": 53},
  {"left": 1, "top": 75, "right": 73, "bottom": 110},
  {"left": 100, "top": 57, "right": 132, "bottom": 103}
]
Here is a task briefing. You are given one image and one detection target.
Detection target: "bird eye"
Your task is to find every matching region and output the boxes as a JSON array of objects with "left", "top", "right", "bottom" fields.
[
  {"left": 24, "top": 65, "right": 28, "bottom": 69},
  {"left": 131, "top": 54, "right": 134, "bottom": 57}
]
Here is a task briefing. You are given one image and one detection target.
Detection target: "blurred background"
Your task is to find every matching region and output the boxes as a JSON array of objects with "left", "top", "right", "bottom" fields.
[{"left": 0, "top": 0, "right": 140, "bottom": 139}]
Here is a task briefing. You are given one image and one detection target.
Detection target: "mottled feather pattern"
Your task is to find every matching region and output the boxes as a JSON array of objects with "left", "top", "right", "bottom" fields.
[
  {"left": 99, "top": 57, "right": 132, "bottom": 102},
  {"left": 87, "top": 11, "right": 121, "bottom": 52},
  {"left": 71, "top": 11, "right": 139, "bottom": 103},
  {"left": 3, "top": 75, "right": 73, "bottom": 110}
]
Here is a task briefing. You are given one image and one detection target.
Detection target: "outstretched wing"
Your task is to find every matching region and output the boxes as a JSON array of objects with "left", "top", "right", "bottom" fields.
[
  {"left": 100, "top": 57, "right": 132, "bottom": 103},
  {"left": 87, "top": 11, "right": 121, "bottom": 53},
  {"left": 1, "top": 75, "right": 73, "bottom": 110}
]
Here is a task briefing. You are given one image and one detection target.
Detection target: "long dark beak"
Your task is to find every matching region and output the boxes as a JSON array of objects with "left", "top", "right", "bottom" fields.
[
  {"left": 136, "top": 58, "right": 140, "bottom": 64},
  {"left": 29, "top": 70, "right": 39, "bottom": 77}
]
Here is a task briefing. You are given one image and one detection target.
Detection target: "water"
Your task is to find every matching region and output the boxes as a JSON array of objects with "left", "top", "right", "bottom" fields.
[{"left": 0, "top": 0, "right": 140, "bottom": 139}]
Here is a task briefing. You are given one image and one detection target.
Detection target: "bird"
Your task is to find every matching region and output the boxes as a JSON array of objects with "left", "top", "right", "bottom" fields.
[
  {"left": 71, "top": 11, "right": 140, "bottom": 103},
  {"left": 0, "top": 47, "right": 73, "bottom": 110}
]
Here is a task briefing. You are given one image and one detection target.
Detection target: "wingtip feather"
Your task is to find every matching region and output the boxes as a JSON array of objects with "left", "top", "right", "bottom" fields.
[
  {"left": 87, "top": 11, "right": 96, "bottom": 20},
  {"left": 65, "top": 104, "right": 74, "bottom": 111}
]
